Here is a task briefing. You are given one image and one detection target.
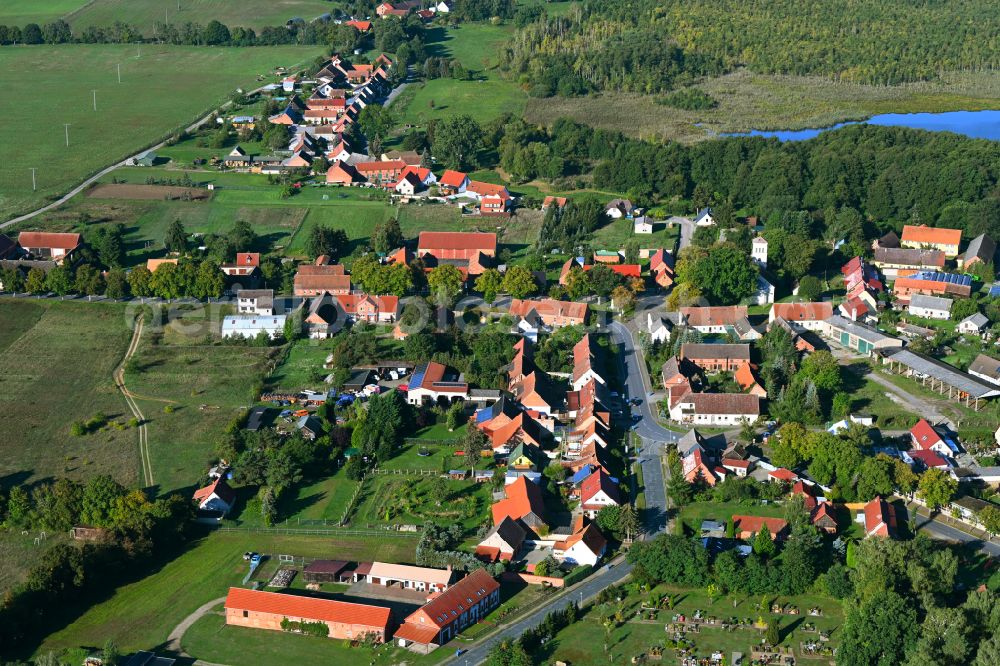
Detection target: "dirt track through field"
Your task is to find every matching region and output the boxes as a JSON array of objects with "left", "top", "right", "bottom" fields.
[
  {"left": 115, "top": 315, "right": 153, "bottom": 486},
  {"left": 87, "top": 183, "right": 211, "bottom": 200}
]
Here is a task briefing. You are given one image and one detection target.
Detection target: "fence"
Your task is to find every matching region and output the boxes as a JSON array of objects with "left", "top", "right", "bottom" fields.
[
  {"left": 500, "top": 572, "right": 566, "bottom": 588},
  {"left": 217, "top": 525, "right": 421, "bottom": 537},
  {"left": 370, "top": 468, "right": 440, "bottom": 476}
]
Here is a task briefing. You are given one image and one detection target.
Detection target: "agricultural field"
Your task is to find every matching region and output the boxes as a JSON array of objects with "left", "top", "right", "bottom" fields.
[
  {"left": 392, "top": 24, "right": 527, "bottom": 126},
  {"left": 0, "top": 299, "right": 138, "bottom": 486},
  {"left": 36, "top": 530, "right": 419, "bottom": 658},
  {"left": 0, "top": 0, "right": 87, "bottom": 25},
  {"left": 122, "top": 306, "right": 278, "bottom": 494},
  {"left": 0, "top": 44, "right": 319, "bottom": 221},
  {"left": 525, "top": 69, "right": 1000, "bottom": 142},
  {"left": 66, "top": 0, "right": 342, "bottom": 32}
]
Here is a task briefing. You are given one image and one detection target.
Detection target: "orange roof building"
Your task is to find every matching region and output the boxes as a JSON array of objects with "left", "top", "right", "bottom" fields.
[
  {"left": 732, "top": 515, "right": 789, "bottom": 540},
  {"left": 394, "top": 569, "right": 501, "bottom": 652},
  {"left": 294, "top": 265, "right": 351, "bottom": 296},
  {"left": 863, "top": 496, "right": 896, "bottom": 538},
  {"left": 508, "top": 298, "right": 588, "bottom": 327},
  {"left": 417, "top": 231, "right": 497, "bottom": 259},
  {"left": 901, "top": 225, "right": 962, "bottom": 256},
  {"left": 224, "top": 587, "right": 392, "bottom": 641},
  {"left": 17, "top": 231, "right": 81, "bottom": 262},
  {"left": 768, "top": 302, "right": 833, "bottom": 330},
  {"left": 490, "top": 476, "right": 546, "bottom": 529}
]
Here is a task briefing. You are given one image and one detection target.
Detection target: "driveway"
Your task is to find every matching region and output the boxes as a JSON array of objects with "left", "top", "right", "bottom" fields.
[{"left": 667, "top": 216, "right": 694, "bottom": 252}]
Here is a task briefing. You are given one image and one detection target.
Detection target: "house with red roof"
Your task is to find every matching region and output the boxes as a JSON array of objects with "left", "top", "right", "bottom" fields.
[
  {"left": 584, "top": 263, "right": 641, "bottom": 279},
  {"left": 192, "top": 478, "right": 237, "bottom": 516},
  {"left": 393, "top": 569, "right": 501, "bottom": 653},
  {"left": 553, "top": 521, "right": 607, "bottom": 566},
  {"left": 354, "top": 160, "right": 406, "bottom": 187},
  {"left": 491, "top": 476, "right": 546, "bottom": 529},
  {"left": 649, "top": 248, "right": 675, "bottom": 288},
  {"left": 346, "top": 19, "right": 372, "bottom": 31},
  {"left": 224, "top": 587, "right": 391, "bottom": 641},
  {"left": 907, "top": 448, "right": 951, "bottom": 470},
  {"left": 335, "top": 293, "right": 399, "bottom": 323},
  {"left": 811, "top": 502, "right": 838, "bottom": 534},
  {"left": 769, "top": 302, "right": 833, "bottom": 331},
  {"left": 682, "top": 448, "right": 717, "bottom": 486},
  {"left": 863, "top": 496, "right": 896, "bottom": 538},
  {"left": 542, "top": 196, "right": 568, "bottom": 210},
  {"left": 438, "top": 170, "right": 470, "bottom": 195},
  {"left": 17, "top": 231, "right": 81, "bottom": 264},
  {"left": 293, "top": 264, "right": 351, "bottom": 296},
  {"left": 901, "top": 224, "right": 962, "bottom": 257},
  {"left": 508, "top": 298, "right": 589, "bottom": 328},
  {"left": 221, "top": 252, "right": 261, "bottom": 277},
  {"left": 909, "top": 419, "right": 954, "bottom": 457},
  {"left": 327, "top": 160, "right": 361, "bottom": 185},
  {"left": 732, "top": 515, "right": 789, "bottom": 540},
  {"left": 768, "top": 468, "right": 799, "bottom": 484},
  {"left": 580, "top": 469, "right": 622, "bottom": 517},
  {"left": 418, "top": 231, "right": 497, "bottom": 259}
]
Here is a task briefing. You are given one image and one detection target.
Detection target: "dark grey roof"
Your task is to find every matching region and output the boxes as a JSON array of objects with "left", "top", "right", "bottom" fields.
[
  {"left": 964, "top": 233, "right": 996, "bottom": 265},
  {"left": 961, "top": 312, "right": 989, "bottom": 329},
  {"left": 878, "top": 230, "right": 900, "bottom": 248},
  {"left": 880, "top": 348, "right": 1000, "bottom": 399},
  {"left": 488, "top": 516, "right": 527, "bottom": 548},
  {"left": 680, "top": 343, "right": 750, "bottom": 360},
  {"left": 968, "top": 354, "right": 1000, "bottom": 379},
  {"left": 873, "top": 246, "right": 944, "bottom": 267},
  {"left": 908, "top": 294, "right": 953, "bottom": 312}
]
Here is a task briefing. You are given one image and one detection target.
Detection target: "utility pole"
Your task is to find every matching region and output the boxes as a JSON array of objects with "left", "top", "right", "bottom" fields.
[
  {"left": 30, "top": 168, "right": 36, "bottom": 191},
  {"left": 117, "top": 63, "right": 121, "bottom": 83},
  {"left": 64, "top": 124, "right": 71, "bottom": 147},
  {"left": 92, "top": 89, "right": 97, "bottom": 111}
]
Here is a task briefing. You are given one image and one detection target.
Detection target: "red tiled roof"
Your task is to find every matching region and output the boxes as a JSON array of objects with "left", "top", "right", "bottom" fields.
[
  {"left": 18, "top": 231, "right": 81, "bottom": 250},
  {"left": 508, "top": 298, "right": 588, "bottom": 322},
  {"left": 791, "top": 480, "right": 817, "bottom": 510},
  {"left": 192, "top": 478, "right": 237, "bottom": 506},
  {"left": 224, "top": 587, "right": 390, "bottom": 628},
  {"left": 439, "top": 170, "right": 468, "bottom": 188},
  {"left": 909, "top": 449, "right": 949, "bottom": 468},
  {"left": 543, "top": 196, "right": 568, "bottom": 208},
  {"left": 491, "top": 476, "right": 544, "bottom": 525},
  {"left": 909, "top": 419, "right": 943, "bottom": 450},
  {"left": 901, "top": 225, "right": 962, "bottom": 247},
  {"left": 769, "top": 468, "right": 798, "bottom": 482},
  {"left": 584, "top": 264, "right": 641, "bottom": 278},
  {"left": 770, "top": 302, "right": 833, "bottom": 321},
  {"left": 418, "top": 231, "right": 497, "bottom": 253},
  {"left": 407, "top": 569, "right": 499, "bottom": 630},
  {"left": 467, "top": 180, "right": 510, "bottom": 199},
  {"left": 580, "top": 469, "right": 621, "bottom": 506},
  {"left": 733, "top": 515, "right": 788, "bottom": 537},
  {"left": 864, "top": 496, "right": 895, "bottom": 537},
  {"left": 355, "top": 160, "right": 405, "bottom": 172},
  {"left": 680, "top": 306, "right": 748, "bottom": 327}
]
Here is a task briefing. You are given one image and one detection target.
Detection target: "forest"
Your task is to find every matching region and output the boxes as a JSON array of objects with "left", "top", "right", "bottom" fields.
[{"left": 503, "top": 0, "right": 1000, "bottom": 95}]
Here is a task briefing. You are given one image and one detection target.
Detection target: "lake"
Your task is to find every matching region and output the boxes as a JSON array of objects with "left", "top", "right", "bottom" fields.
[{"left": 725, "top": 109, "right": 1000, "bottom": 142}]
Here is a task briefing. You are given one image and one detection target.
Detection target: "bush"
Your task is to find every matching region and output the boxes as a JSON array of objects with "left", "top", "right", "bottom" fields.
[
  {"left": 163, "top": 405, "right": 175, "bottom": 414},
  {"left": 656, "top": 88, "right": 718, "bottom": 110},
  {"left": 563, "top": 564, "right": 593, "bottom": 586},
  {"left": 70, "top": 422, "right": 86, "bottom": 437}
]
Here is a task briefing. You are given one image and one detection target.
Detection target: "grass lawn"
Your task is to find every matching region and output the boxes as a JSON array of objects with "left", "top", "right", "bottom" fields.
[
  {"left": 0, "top": 0, "right": 87, "bottom": 24},
  {"left": 839, "top": 361, "right": 920, "bottom": 429},
  {"left": 35, "top": 529, "right": 418, "bottom": 658},
  {"left": 67, "top": 0, "right": 340, "bottom": 32},
  {"left": 350, "top": 474, "right": 491, "bottom": 531},
  {"left": 543, "top": 584, "right": 843, "bottom": 665},
  {"left": 0, "top": 299, "right": 138, "bottom": 486},
  {"left": 592, "top": 217, "right": 680, "bottom": 250},
  {"left": 393, "top": 24, "right": 527, "bottom": 127},
  {"left": 0, "top": 530, "right": 69, "bottom": 595},
  {"left": 677, "top": 501, "right": 786, "bottom": 535},
  {"left": 264, "top": 338, "right": 334, "bottom": 390},
  {"left": 0, "top": 44, "right": 319, "bottom": 220},
  {"left": 274, "top": 468, "right": 360, "bottom": 525},
  {"left": 525, "top": 69, "right": 1000, "bottom": 142},
  {"left": 124, "top": 308, "right": 278, "bottom": 494}
]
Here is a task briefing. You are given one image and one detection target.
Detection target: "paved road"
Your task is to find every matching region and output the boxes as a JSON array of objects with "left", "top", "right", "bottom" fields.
[
  {"left": 447, "top": 561, "right": 634, "bottom": 665},
  {"left": 451, "top": 319, "right": 675, "bottom": 664},
  {"left": 609, "top": 320, "right": 679, "bottom": 534},
  {"left": 669, "top": 215, "right": 694, "bottom": 252},
  {"left": 907, "top": 503, "right": 1000, "bottom": 557}
]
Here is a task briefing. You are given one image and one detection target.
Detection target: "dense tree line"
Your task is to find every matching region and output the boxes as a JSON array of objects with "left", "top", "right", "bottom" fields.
[
  {"left": 504, "top": 0, "right": 1000, "bottom": 94},
  {"left": 0, "top": 16, "right": 368, "bottom": 48},
  {"left": 487, "top": 116, "right": 1000, "bottom": 245},
  {"left": 0, "top": 477, "right": 193, "bottom": 651}
]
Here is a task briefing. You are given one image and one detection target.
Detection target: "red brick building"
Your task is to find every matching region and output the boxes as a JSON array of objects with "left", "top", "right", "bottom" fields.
[
  {"left": 417, "top": 232, "right": 497, "bottom": 260},
  {"left": 394, "top": 569, "right": 501, "bottom": 653},
  {"left": 224, "top": 587, "right": 391, "bottom": 641}
]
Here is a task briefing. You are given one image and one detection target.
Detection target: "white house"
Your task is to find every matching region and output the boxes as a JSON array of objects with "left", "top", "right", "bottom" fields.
[
  {"left": 752, "top": 235, "right": 768, "bottom": 267},
  {"left": 633, "top": 216, "right": 654, "bottom": 234},
  {"left": 435, "top": 1, "right": 451, "bottom": 12},
  {"left": 647, "top": 312, "right": 673, "bottom": 344},
  {"left": 668, "top": 393, "right": 761, "bottom": 426},
  {"left": 753, "top": 274, "right": 775, "bottom": 305},
  {"left": 236, "top": 289, "right": 275, "bottom": 315},
  {"left": 958, "top": 312, "right": 989, "bottom": 336},
  {"left": 553, "top": 523, "right": 606, "bottom": 566},
  {"left": 394, "top": 172, "right": 422, "bottom": 196},
  {"left": 694, "top": 207, "right": 715, "bottom": 226},
  {"left": 969, "top": 354, "right": 1000, "bottom": 385},
  {"left": 221, "top": 315, "right": 286, "bottom": 339},
  {"left": 579, "top": 470, "right": 621, "bottom": 518},
  {"left": 192, "top": 478, "right": 237, "bottom": 516},
  {"left": 907, "top": 294, "right": 953, "bottom": 320}
]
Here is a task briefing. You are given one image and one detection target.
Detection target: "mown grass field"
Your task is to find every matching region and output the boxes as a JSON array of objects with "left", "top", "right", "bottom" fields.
[
  {"left": 525, "top": 69, "right": 1000, "bottom": 141},
  {"left": 124, "top": 308, "right": 279, "bottom": 494},
  {"left": 393, "top": 23, "right": 527, "bottom": 126},
  {"left": 0, "top": 44, "right": 319, "bottom": 220},
  {"left": 0, "top": 299, "right": 139, "bottom": 486},
  {"left": 67, "top": 0, "right": 339, "bottom": 31},
  {"left": 36, "top": 530, "right": 419, "bottom": 658},
  {"left": 0, "top": 0, "right": 87, "bottom": 25}
]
